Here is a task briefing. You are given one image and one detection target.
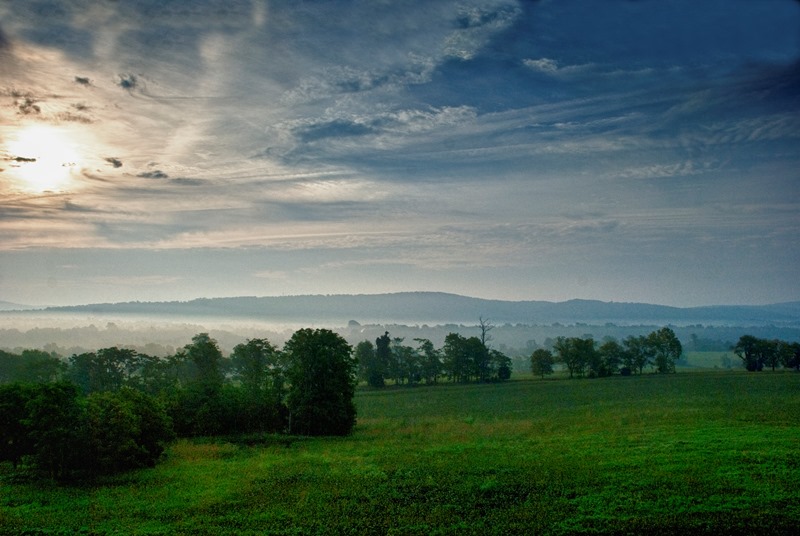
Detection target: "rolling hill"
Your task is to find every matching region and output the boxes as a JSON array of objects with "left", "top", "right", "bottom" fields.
[{"left": 37, "top": 292, "right": 800, "bottom": 327}]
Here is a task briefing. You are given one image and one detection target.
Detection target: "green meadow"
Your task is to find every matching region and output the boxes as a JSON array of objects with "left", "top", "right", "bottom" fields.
[{"left": 2, "top": 371, "right": 799, "bottom": 535}]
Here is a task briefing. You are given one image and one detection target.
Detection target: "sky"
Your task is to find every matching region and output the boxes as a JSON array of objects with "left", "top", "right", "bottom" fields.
[{"left": 0, "top": 0, "right": 798, "bottom": 308}]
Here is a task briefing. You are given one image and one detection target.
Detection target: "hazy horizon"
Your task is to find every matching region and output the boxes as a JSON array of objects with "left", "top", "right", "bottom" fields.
[{"left": 1, "top": 1, "right": 798, "bottom": 308}]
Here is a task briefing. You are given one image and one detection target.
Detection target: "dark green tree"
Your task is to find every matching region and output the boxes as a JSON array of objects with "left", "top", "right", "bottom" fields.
[
  {"left": 414, "top": 338, "right": 442, "bottom": 384},
  {"left": 283, "top": 328, "right": 357, "bottom": 436},
  {"left": 623, "top": 335, "right": 653, "bottom": 374},
  {"left": 354, "top": 340, "right": 376, "bottom": 385},
  {"left": 763, "top": 339, "right": 783, "bottom": 371},
  {"left": 553, "top": 337, "right": 595, "bottom": 378},
  {"left": 23, "top": 382, "right": 87, "bottom": 479},
  {"left": 489, "top": 349, "right": 512, "bottom": 381},
  {"left": 229, "top": 338, "right": 285, "bottom": 432},
  {"left": 0, "top": 383, "right": 33, "bottom": 469},
  {"left": 165, "top": 334, "right": 227, "bottom": 436},
  {"left": 86, "top": 388, "right": 174, "bottom": 474},
  {"left": 375, "top": 332, "right": 392, "bottom": 386},
  {"left": 391, "top": 337, "right": 421, "bottom": 385},
  {"left": 184, "top": 333, "right": 225, "bottom": 394},
  {"left": 734, "top": 335, "right": 765, "bottom": 372},
  {"left": 530, "top": 348, "right": 554, "bottom": 379},
  {"left": 647, "top": 327, "right": 682, "bottom": 374},
  {"left": 782, "top": 341, "right": 800, "bottom": 371},
  {"left": 15, "top": 349, "right": 65, "bottom": 383},
  {"left": 442, "top": 333, "right": 469, "bottom": 383},
  {"left": 598, "top": 339, "right": 624, "bottom": 377},
  {"left": 231, "top": 338, "right": 281, "bottom": 396}
]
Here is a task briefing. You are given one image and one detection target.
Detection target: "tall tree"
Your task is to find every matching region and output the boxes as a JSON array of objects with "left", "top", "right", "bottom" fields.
[
  {"left": 489, "top": 349, "right": 512, "bottom": 381},
  {"left": 623, "top": 335, "right": 652, "bottom": 375},
  {"left": 598, "top": 339, "right": 624, "bottom": 377},
  {"left": 184, "top": 333, "right": 225, "bottom": 394},
  {"left": 375, "top": 331, "right": 392, "bottom": 385},
  {"left": 283, "top": 328, "right": 357, "bottom": 436},
  {"left": 15, "top": 349, "right": 65, "bottom": 383},
  {"left": 230, "top": 338, "right": 285, "bottom": 432},
  {"left": 442, "top": 333, "right": 485, "bottom": 383},
  {"left": 553, "top": 337, "right": 595, "bottom": 378},
  {"left": 231, "top": 338, "right": 281, "bottom": 396},
  {"left": 0, "top": 383, "right": 33, "bottom": 469},
  {"left": 415, "top": 338, "right": 442, "bottom": 384},
  {"left": 530, "top": 348, "right": 554, "bottom": 379},
  {"left": 647, "top": 327, "right": 682, "bottom": 374},
  {"left": 734, "top": 335, "right": 765, "bottom": 371},
  {"left": 354, "top": 340, "right": 380, "bottom": 387},
  {"left": 23, "top": 382, "right": 87, "bottom": 479}
]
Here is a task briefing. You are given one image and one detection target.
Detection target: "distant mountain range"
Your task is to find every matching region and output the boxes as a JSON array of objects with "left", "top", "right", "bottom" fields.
[
  {"left": 22, "top": 292, "right": 800, "bottom": 327},
  {"left": 0, "top": 301, "right": 38, "bottom": 312}
]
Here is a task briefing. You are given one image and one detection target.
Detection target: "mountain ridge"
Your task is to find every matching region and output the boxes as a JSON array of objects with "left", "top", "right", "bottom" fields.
[{"left": 27, "top": 292, "right": 800, "bottom": 326}]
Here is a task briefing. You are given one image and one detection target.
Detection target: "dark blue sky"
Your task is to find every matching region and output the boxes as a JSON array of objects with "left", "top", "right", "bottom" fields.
[{"left": 1, "top": 0, "right": 798, "bottom": 306}]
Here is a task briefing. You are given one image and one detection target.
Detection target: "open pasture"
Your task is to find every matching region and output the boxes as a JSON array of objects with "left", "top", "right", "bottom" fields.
[{"left": 2, "top": 372, "right": 799, "bottom": 535}]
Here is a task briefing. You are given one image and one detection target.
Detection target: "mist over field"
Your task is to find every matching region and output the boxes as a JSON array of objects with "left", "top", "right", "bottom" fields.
[{"left": 2, "top": 293, "right": 798, "bottom": 362}]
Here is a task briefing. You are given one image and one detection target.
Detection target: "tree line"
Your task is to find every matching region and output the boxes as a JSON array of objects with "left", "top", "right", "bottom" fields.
[
  {"left": 0, "top": 328, "right": 357, "bottom": 480},
  {"left": 354, "top": 322, "right": 512, "bottom": 388},
  {"left": 528, "top": 328, "right": 800, "bottom": 379},
  {"left": 529, "top": 327, "right": 684, "bottom": 379},
  {"left": 733, "top": 335, "right": 800, "bottom": 372}
]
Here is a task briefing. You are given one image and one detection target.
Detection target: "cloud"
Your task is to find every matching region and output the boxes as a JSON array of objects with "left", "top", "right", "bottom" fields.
[
  {"left": 443, "top": 1, "right": 521, "bottom": 60},
  {"left": 523, "top": 57, "right": 559, "bottom": 73},
  {"left": 117, "top": 73, "right": 138, "bottom": 91},
  {"left": 105, "top": 157, "right": 123, "bottom": 168},
  {"left": 137, "top": 170, "right": 169, "bottom": 179},
  {"left": 296, "top": 120, "right": 375, "bottom": 143}
]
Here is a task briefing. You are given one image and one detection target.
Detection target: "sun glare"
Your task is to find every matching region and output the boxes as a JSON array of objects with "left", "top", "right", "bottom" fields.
[{"left": 5, "top": 125, "right": 82, "bottom": 192}]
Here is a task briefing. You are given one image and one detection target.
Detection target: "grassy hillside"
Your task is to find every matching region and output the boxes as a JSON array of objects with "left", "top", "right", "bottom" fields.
[{"left": 2, "top": 372, "right": 799, "bottom": 534}]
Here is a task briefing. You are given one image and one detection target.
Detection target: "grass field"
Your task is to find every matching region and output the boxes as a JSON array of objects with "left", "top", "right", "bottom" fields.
[{"left": 2, "top": 371, "right": 799, "bottom": 535}]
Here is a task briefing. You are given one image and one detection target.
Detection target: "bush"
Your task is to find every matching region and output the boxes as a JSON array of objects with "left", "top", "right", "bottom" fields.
[{"left": 87, "top": 388, "right": 174, "bottom": 473}]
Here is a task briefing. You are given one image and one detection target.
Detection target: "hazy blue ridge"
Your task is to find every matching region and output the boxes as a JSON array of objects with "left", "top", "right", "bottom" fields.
[
  {"left": 0, "top": 300, "right": 39, "bottom": 311},
  {"left": 35, "top": 292, "right": 800, "bottom": 327}
]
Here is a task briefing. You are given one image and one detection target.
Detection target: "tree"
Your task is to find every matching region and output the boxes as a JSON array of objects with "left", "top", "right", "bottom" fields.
[
  {"left": 734, "top": 335, "right": 765, "bottom": 372},
  {"left": 442, "top": 333, "right": 486, "bottom": 383},
  {"left": 783, "top": 342, "right": 800, "bottom": 371},
  {"left": 166, "top": 334, "right": 227, "bottom": 437},
  {"left": 15, "top": 349, "right": 65, "bottom": 383},
  {"left": 23, "top": 382, "right": 87, "bottom": 479},
  {"left": 354, "top": 340, "right": 376, "bottom": 385},
  {"left": 375, "top": 332, "right": 392, "bottom": 386},
  {"left": 231, "top": 338, "right": 281, "bottom": 396},
  {"left": 530, "top": 348, "right": 554, "bottom": 379},
  {"left": 489, "top": 349, "right": 512, "bottom": 381},
  {"left": 391, "top": 337, "right": 418, "bottom": 385},
  {"left": 184, "top": 333, "right": 225, "bottom": 394},
  {"left": 229, "top": 338, "right": 285, "bottom": 433},
  {"left": 598, "top": 339, "right": 624, "bottom": 377},
  {"left": 415, "top": 338, "right": 442, "bottom": 384},
  {"left": 623, "top": 335, "right": 652, "bottom": 375},
  {"left": 764, "top": 339, "right": 783, "bottom": 371},
  {"left": 647, "top": 327, "right": 682, "bottom": 374},
  {"left": 283, "top": 328, "right": 357, "bottom": 436},
  {"left": 553, "top": 337, "right": 595, "bottom": 378},
  {"left": 86, "top": 388, "right": 174, "bottom": 474},
  {"left": 0, "top": 383, "right": 33, "bottom": 469}
]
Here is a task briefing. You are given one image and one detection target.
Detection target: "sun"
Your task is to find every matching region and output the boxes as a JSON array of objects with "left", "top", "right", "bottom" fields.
[{"left": 4, "top": 125, "right": 82, "bottom": 192}]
